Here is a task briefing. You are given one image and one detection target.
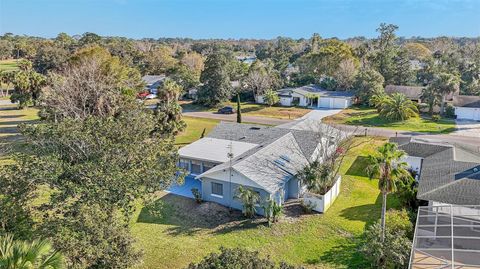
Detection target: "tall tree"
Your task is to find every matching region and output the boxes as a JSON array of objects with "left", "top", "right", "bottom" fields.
[
  {"left": 367, "top": 143, "right": 412, "bottom": 242},
  {"left": 197, "top": 50, "right": 233, "bottom": 107},
  {"left": 353, "top": 68, "right": 385, "bottom": 104},
  {"left": 370, "top": 23, "right": 399, "bottom": 85},
  {"left": 154, "top": 78, "right": 186, "bottom": 136},
  {"left": 7, "top": 49, "right": 182, "bottom": 267},
  {"left": 429, "top": 72, "right": 461, "bottom": 115}
]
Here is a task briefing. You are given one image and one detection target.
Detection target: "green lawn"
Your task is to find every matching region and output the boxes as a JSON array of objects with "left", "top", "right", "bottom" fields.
[
  {"left": 324, "top": 106, "right": 456, "bottom": 134},
  {"left": 132, "top": 137, "right": 401, "bottom": 269},
  {"left": 0, "top": 59, "right": 20, "bottom": 72},
  {"left": 181, "top": 101, "right": 311, "bottom": 120},
  {"left": 175, "top": 116, "right": 220, "bottom": 146},
  {"left": 0, "top": 104, "right": 39, "bottom": 165}
]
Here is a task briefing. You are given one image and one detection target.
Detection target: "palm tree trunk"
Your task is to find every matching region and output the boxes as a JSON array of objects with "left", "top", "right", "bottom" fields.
[{"left": 381, "top": 192, "right": 387, "bottom": 242}]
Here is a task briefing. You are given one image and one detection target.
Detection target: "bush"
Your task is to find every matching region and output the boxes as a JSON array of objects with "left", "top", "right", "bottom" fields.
[
  {"left": 262, "top": 198, "right": 283, "bottom": 226},
  {"left": 263, "top": 89, "right": 280, "bottom": 106},
  {"left": 431, "top": 114, "right": 440, "bottom": 122},
  {"left": 385, "top": 209, "right": 414, "bottom": 239},
  {"left": 445, "top": 104, "right": 455, "bottom": 118},
  {"left": 301, "top": 200, "right": 315, "bottom": 214},
  {"left": 360, "top": 221, "right": 411, "bottom": 269},
  {"left": 187, "top": 247, "right": 303, "bottom": 269},
  {"left": 191, "top": 188, "right": 202, "bottom": 204}
]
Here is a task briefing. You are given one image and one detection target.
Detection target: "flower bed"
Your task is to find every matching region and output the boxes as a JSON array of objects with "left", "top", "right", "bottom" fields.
[{"left": 303, "top": 176, "right": 341, "bottom": 213}]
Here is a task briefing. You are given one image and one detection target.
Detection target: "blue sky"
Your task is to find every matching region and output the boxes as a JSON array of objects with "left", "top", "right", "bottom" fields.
[{"left": 1, "top": 0, "right": 479, "bottom": 39}]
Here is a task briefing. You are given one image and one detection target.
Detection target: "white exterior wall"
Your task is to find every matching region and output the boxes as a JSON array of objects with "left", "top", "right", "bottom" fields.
[
  {"left": 302, "top": 176, "right": 342, "bottom": 213},
  {"left": 317, "top": 97, "right": 351, "bottom": 109},
  {"left": 280, "top": 97, "right": 292, "bottom": 106},
  {"left": 255, "top": 95, "right": 265, "bottom": 104},
  {"left": 404, "top": 156, "right": 423, "bottom": 175},
  {"left": 455, "top": 107, "right": 480, "bottom": 121},
  {"left": 292, "top": 92, "right": 308, "bottom": 106}
]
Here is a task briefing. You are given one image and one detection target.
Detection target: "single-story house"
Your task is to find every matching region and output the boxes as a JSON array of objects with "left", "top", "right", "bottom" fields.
[
  {"left": 256, "top": 85, "right": 355, "bottom": 109},
  {"left": 390, "top": 137, "right": 480, "bottom": 206},
  {"left": 384, "top": 85, "right": 425, "bottom": 103},
  {"left": 453, "top": 95, "right": 480, "bottom": 121},
  {"left": 142, "top": 75, "right": 166, "bottom": 94},
  {"left": 178, "top": 122, "right": 340, "bottom": 215},
  {"left": 393, "top": 137, "right": 480, "bottom": 268}
]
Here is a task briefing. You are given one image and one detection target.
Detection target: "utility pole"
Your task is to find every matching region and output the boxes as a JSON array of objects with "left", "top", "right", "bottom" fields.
[{"left": 227, "top": 141, "right": 234, "bottom": 211}]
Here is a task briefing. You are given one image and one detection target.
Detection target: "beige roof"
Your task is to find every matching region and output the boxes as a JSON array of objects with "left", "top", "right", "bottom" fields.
[
  {"left": 385, "top": 85, "right": 424, "bottom": 100},
  {"left": 453, "top": 95, "right": 480, "bottom": 108}
]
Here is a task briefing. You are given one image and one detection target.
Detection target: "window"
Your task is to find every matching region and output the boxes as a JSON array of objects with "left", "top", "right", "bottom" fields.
[
  {"left": 211, "top": 182, "right": 223, "bottom": 197},
  {"left": 203, "top": 162, "right": 216, "bottom": 172},
  {"left": 178, "top": 159, "right": 189, "bottom": 170},
  {"left": 191, "top": 160, "right": 202, "bottom": 174}
]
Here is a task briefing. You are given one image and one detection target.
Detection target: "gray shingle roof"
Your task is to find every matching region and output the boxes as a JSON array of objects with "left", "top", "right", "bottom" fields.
[
  {"left": 206, "top": 122, "right": 322, "bottom": 158},
  {"left": 390, "top": 137, "right": 480, "bottom": 205},
  {"left": 199, "top": 122, "right": 338, "bottom": 193}
]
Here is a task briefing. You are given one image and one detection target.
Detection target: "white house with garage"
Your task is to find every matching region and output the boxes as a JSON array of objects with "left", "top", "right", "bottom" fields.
[
  {"left": 453, "top": 95, "right": 480, "bottom": 121},
  {"left": 256, "top": 85, "right": 355, "bottom": 109},
  {"left": 177, "top": 122, "right": 344, "bottom": 215}
]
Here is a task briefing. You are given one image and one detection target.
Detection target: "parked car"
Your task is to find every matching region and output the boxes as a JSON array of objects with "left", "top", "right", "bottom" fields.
[
  {"left": 138, "top": 92, "right": 149, "bottom": 99},
  {"left": 146, "top": 94, "right": 158, "bottom": 99},
  {"left": 217, "top": 106, "right": 235, "bottom": 114}
]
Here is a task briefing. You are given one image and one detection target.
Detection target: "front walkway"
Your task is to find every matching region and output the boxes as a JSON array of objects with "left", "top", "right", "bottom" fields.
[
  {"left": 276, "top": 109, "right": 343, "bottom": 130},
  {"left": 166, "top": 175, "right": 202, "bottom": 198}
]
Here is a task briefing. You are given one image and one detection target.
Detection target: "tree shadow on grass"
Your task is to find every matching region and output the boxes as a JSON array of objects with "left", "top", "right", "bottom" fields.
[
  {"left": 137, "top": 193, "right": 263, "bottom": 236},
  {"left": 339, "top": 195, "right": 382, "bottom": 227},
  {"left": 312, "top": 237, "right": 370, "bottom": 269},
  {"left": 345, "top": 156, "right": 370, "bottom": 177}
]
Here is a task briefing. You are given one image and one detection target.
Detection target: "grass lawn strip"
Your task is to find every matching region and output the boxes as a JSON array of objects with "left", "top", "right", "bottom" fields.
[
  {"left": 181, "top": 101, "right": 311, "bottom": 120},
  {"left": 323, "top": 106, "right": 456, "bottom": 134}
]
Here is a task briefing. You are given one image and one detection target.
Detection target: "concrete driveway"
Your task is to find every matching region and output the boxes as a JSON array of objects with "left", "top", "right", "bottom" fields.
[
  {"left": 276, "top": 108, "right": 343, "bottom": 130},
  {"left": 455, "top": 120, "right": 480, "bottom": 138}
]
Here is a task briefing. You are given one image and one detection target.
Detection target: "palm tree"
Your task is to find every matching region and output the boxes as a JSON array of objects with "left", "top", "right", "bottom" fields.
[
  {"left": 369, "top": 93, "right": 389, "bottom": 113},
  {"left": 234, "top": 186, "right": 260, "bottom": 218},
  {"left": 0, "top": 234, "right": 64, "bottom": 269},
  {"left": 429, "top": 73, "right": 460, "bottom": 115},
  {"left": 379, "top": 93, "right": 418, "bottom": 121},
  {"left": 421, "top": 85, "right": 442, "bottom": 115},
  {"left": 367, "top": 142, "right": 412, "bottom": 242}
]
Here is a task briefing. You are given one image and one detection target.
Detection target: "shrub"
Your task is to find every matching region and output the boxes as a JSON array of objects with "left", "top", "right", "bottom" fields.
[
  {"left": 191, "top": 188, "right": 202, "bottom": 204},
  {"left": 263, "top": 198, "right": 283, "bottom": 226},
  {"left": 445, "top": 104, "right": 455, "bottom": 118},
  {"left": 234, "top": 186, "right": 260, "bottom": 218},
  {"left": 431, "top": 114, "right": 440, "bottom": 122},
  {"left": 187, "top": 247, "right": 302, "bottom": 269},
  {"left": 385, "top": 209, "right": 414, "bottom": 239},
  {"left": 263, "top": 89, "right": 280, "bottom": 106},
  {"left": 301, "top": 200, "right": 315, "bottom": 214},
  {"left": 360, "top": 221, "right": 411, "bottom": 269}
]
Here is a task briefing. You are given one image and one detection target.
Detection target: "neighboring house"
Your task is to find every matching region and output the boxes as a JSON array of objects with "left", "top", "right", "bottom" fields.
[
  {"left": 390, "top": 137, "right": 480, "bottom": 205},
  {"left": 390, "top": 137, "right": 480, "bottom": 268},
  {"left": 384, "top": 85, "right": 424, "bottom": 103},
  {"left": 256, "top": 85, "right": 354, "bottom": 109},
  {"left": 453, "top": 95, "right": 480, "bottom": 121},
  {"left": 142, "top": 75, "right": 166, "bottom": 94},
  {"left": 178, "top": 122, "right": 339, "bottom": 215}
]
